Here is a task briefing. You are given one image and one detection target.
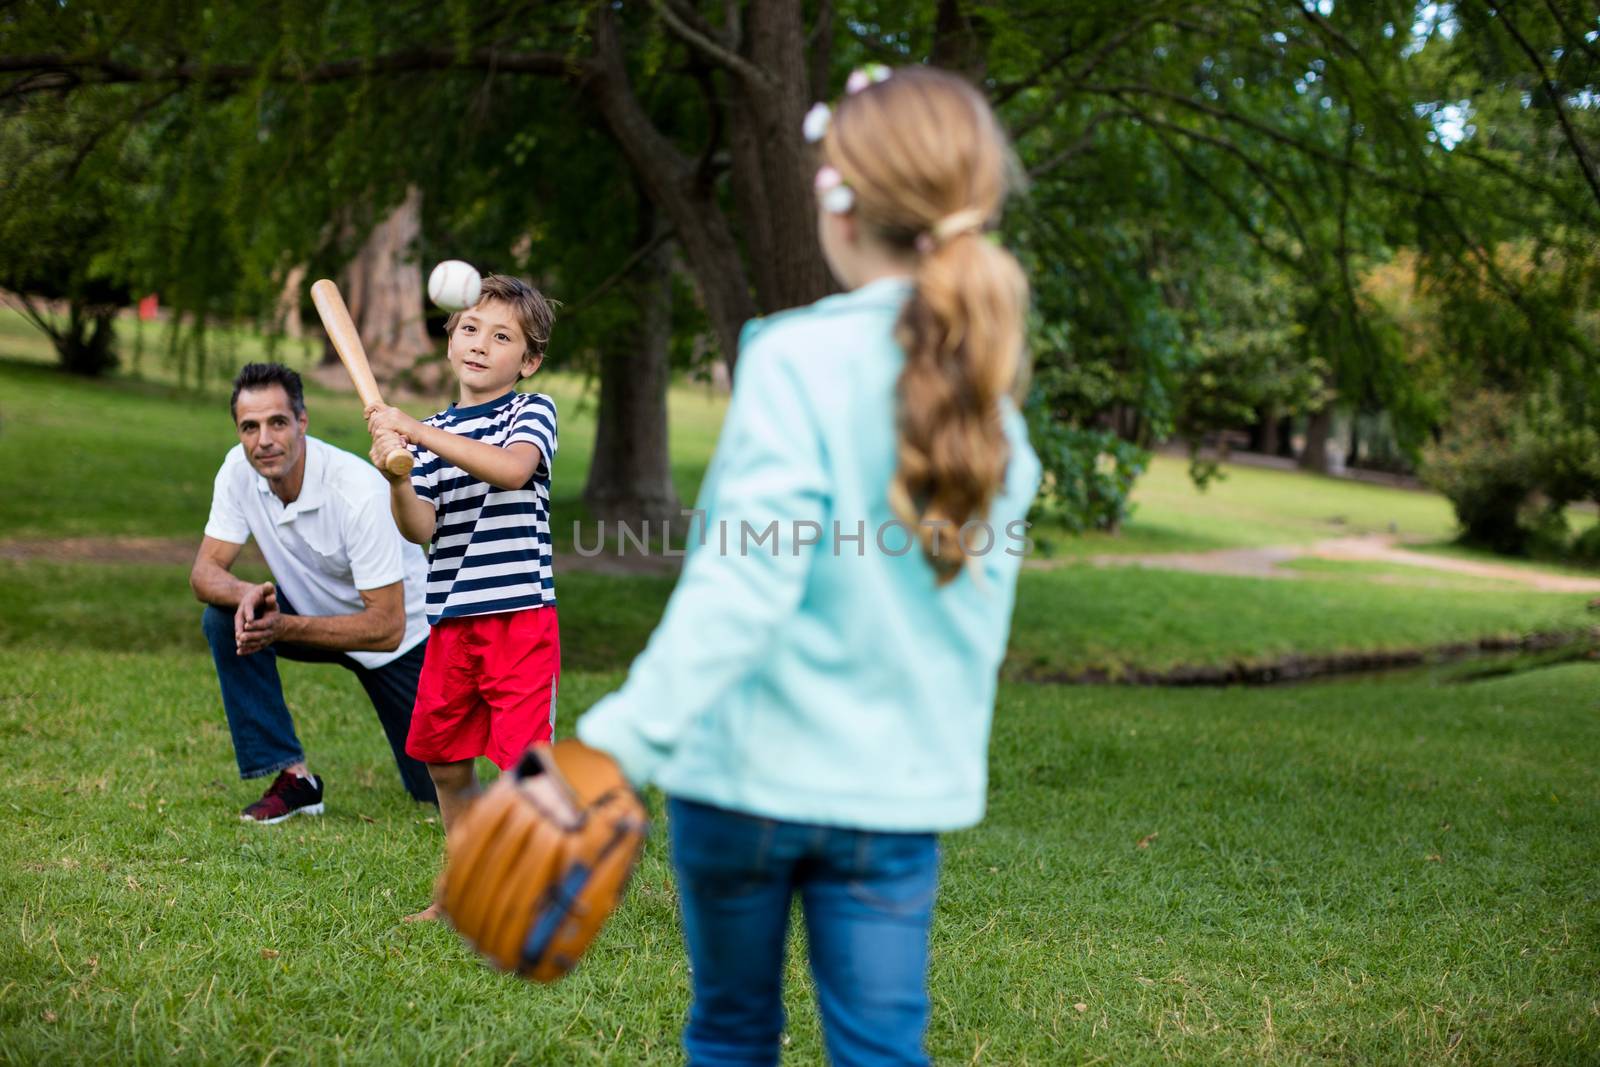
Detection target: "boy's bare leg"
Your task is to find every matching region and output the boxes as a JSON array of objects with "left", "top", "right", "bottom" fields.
[{"left": 403, "top": 758, "right": 480, "bottom": 922}]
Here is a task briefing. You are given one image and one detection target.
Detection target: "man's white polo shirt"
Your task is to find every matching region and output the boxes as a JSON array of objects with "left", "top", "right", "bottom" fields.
[{"left": 204, "top": 435, "right": 430, "bottom": 669}]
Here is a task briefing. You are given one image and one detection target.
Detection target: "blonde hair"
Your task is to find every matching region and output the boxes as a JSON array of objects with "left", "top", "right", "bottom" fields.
[
  {"left": 821, "top": 66, "right": 1029, "bottom": 584},
  {"left": 445, "top": 274, "right": 557, "bottom": 360}
]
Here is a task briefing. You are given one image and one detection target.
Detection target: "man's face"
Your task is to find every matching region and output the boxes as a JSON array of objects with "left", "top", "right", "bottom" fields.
[{"left": 234, "top": 385, "right": 308, "bottom": 481}]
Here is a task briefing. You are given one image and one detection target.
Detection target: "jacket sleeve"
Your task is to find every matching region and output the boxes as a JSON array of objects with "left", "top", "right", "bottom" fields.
[{"left": 576, "top": 330, "right": 829, "bottom": 785}]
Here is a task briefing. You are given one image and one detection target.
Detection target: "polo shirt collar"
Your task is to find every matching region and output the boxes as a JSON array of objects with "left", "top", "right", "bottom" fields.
[{"left": 255, "top": 435, "right": 325, "bottom": 520}]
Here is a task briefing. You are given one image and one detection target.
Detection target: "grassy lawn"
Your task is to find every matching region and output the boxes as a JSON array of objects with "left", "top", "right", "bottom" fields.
[
  {"left": 1031, "top": 456, "right": 1461, "bottom": 558},
  {"left": 4, "top": 557, "right": 1590, "bottom": 684},
  {"left": 3, "top": 323, "right": 1598, "bottom": 1063},
  {"left": 2, "top": 638, "right": 1596, "bottom": 1064},
  {"left": 2, "top": 353, "right": 1595, "bottom": 681},
  {"left": 1277, "top": 556, "right": 1522, "bottom": 587},
  {"left": 1006, "top": 566, "right": 1593, "bottom": 679},
  {"left": 1, "top": 343, "right": 1589, "bottom": 567},
  {"left": 0, "top": 357, "right": 726, "bottom": 546}
]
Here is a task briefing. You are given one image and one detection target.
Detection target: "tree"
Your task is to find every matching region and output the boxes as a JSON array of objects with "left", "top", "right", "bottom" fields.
[
  {"left": 5, "top": 0, "right": 1596, "bottom": 531},
  {"left": 0, "top": 88, "right": 137, "bottom": 374},
  {"left": 319, "top": 184, "right": 434, "bottom": 385}
]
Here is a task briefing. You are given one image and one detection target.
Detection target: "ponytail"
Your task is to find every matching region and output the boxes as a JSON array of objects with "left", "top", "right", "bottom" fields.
[
  {"left": 818, "top": 65, "right": 1029, "bottom": 583},
  {"left": 891, "top": 232, "right": 1028, "bottom": 583}
]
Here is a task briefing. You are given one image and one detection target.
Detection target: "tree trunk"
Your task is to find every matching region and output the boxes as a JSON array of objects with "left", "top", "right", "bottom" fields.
[
  {"left": 583, "top": 212, "right": 682, "bottom": 530},
  {"left": 277, "top": 263, "right": 307, "bottom": 340},
  {"left": 734, "top": 0, "right": 834, "bottom": 311},
  {"left": 315, "top": 185, "right": 432, "bottom": 388},
  {"left": 1275, "top": 415, "right": 1295, "bottom": 458},
  {"left": 586, "top": 8, "right": 758, "bottom": 374},
  {"left": 584, "top": 3, "right": 833, "bottom": 375},
  {"left": 1299, "top": 406, "right": 1334, "bottom": 473},
  {"left": 56, "top": 301, "right": 117, "bottom": 376},
  {"left": 931, "top": 0, "right": 989, "bottom": 79},
  {"left": 1249, "top": 404, "right": 1274, "bottom": 453}
]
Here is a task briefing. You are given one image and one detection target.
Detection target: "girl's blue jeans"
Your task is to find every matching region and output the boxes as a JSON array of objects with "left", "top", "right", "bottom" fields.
[{"left": 667, "top": 796, "right": 940, "bottom": 1067}]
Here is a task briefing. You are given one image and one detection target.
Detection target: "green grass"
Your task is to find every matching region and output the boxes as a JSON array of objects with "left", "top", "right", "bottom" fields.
[
  {"left": 2, "top": 641, "right": 1596, "bottom": 1064},
  {"left": 5, "top": 318, "right": 1600, "bottom": 1062},
  {"left": 0, "top": 343, "right": 1579, "bottom": 569},
  {"left": 1408, "top": 539, "right": 1600, "bottom": 580},
  {"left": 0, "top": 305, "right": 325, "bottom": 384},
  {"left": 0, "top": 357, "right": 725, "bottom": 545},
  {"left": 1032, "top": 455, "right": 1461, "bottom": 558},
  {"left": 5, "top": 558, "right": 1591, "bottom": 684},
  {"left": 2, "top": 352, "right": 1592, "bottom": 683},
  {"left": 1006, "top": 565, "right": 1593, "bottom": 678},
  {"left": 1276, "top": 556, "right": 1522, "bottom": 588}
]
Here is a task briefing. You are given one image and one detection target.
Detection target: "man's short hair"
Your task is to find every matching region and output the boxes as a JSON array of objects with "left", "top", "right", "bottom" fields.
[
  {"left": 231, "top": 363, "right": 306, "bottom": 422},
  {"left": 445, "top": 274, "right": 557, "bottom": 359}
]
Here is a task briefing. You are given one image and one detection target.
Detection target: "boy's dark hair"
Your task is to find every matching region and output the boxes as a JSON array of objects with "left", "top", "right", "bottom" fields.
[
  {"left": 231, "top": 363, "right": 306, "bottom": 422},
  {"left": 445, "top": 274, "right": 557, "bottom": 359}
]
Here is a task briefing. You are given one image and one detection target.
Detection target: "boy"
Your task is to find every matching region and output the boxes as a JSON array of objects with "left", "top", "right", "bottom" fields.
[{"left": 366, "top": 274, "right": 560, "bottom": 922}]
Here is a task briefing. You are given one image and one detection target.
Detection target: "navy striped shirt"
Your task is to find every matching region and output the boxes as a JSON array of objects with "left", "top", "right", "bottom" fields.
[{"left": 409, "top": 390, "right": 558, "bottom": 624}]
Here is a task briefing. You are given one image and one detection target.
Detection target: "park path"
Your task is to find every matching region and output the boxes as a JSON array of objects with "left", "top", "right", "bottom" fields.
[
  {"left": 1068, "top": 533, "right": 1600, "bottom": 594},
  {"left": 2, "top": 533, "right": 1598, "bottom": 592}
]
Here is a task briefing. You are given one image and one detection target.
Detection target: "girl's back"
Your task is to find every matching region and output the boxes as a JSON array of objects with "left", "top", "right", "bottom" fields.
[{"left": 615, "top": 275, "right": 1039, "bottom": 831}]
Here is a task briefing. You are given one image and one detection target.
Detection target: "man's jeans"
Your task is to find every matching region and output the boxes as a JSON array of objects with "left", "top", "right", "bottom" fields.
[
  {"left": 667, "top": 797, "right": 940, "bottom": 1067},
  {"left": 201, "top": 604, "right": 436, "bottom": 803}
]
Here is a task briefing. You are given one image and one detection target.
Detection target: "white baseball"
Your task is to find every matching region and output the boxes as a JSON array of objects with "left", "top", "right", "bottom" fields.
[{"left": 428, "top": 260, "right": 483, "bottom": 311}]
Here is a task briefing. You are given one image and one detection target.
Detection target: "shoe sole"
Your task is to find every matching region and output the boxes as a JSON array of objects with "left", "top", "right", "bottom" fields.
[{"left": 241, "top": 802, "right": 325, "bottom": 826}]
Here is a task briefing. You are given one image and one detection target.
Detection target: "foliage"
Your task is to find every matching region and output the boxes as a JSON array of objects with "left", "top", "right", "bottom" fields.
[
  {"left": 4, "top": 1, "right": 1599, "bottom": 531},
  {"left": 0, "top": 96, "right": 140, "bottom": 374},
  {"left": 1170, "top": 263, "right": 1328, "bottom": 480},
  {"left": 1406, "top": 1, "right": 1600, "bottom": 425},
  {"left": 1422, "top": 390, "right": 1600, "bottom": 557}
]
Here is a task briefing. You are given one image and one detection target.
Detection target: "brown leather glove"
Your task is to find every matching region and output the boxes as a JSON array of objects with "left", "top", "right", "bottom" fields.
[{"left": 438, "top": 739, "right": 647, "bottom": 983}]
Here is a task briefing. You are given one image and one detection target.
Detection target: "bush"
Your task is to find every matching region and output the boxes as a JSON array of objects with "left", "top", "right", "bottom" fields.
[
  {"left": 1422, "top": 391, "right": 1600, "bottom": 557},
  {"left": 1571, "top": 523, "right": 1600, "bottom": 565}
]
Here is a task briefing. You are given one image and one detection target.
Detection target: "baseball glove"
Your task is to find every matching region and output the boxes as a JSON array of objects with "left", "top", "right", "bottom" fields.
[{"left": 438, "top": 739, "right": 647, "bottom": 983}]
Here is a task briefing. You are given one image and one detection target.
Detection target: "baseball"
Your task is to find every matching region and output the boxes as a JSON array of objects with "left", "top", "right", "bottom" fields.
[{"left": 428, "top": 260, "right": 483, "bottom": 312}]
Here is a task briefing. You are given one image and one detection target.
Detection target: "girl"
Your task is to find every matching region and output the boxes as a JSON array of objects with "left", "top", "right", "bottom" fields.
[{"left": 577, "top": 66, "right": 1040, "bottom": 1066}]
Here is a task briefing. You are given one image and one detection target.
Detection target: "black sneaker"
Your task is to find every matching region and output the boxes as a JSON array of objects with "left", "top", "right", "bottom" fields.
[{"left": 241, "top": 771, "right": 325, "bottom": 824}]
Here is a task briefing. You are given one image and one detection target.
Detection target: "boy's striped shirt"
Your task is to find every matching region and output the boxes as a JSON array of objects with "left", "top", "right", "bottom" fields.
[{"left": 409, "top": 390, "right": 557, "bottom": 624}]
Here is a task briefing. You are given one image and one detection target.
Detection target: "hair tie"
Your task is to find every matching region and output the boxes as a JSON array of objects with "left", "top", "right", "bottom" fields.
[{"left": 923, "top": 208, "right": 989, "bottom": 250}]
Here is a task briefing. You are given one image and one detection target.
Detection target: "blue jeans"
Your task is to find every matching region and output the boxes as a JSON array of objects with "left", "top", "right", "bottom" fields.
[
  {"left": 201, "top": 604, "right": 436, "bottom": 803},
  {"left": 668, "top": 797, "right": 940, "bottom": 1067}
]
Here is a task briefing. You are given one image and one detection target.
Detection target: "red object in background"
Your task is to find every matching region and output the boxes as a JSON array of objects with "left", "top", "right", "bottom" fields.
[{"left": 138, "top": 294, "right": 159, "bottom": 321}]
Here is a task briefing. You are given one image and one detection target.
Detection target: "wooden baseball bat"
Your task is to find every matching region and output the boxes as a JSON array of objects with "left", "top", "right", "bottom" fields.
[{"left": 310, "top": 278, "right": 414, "bottom": 478}]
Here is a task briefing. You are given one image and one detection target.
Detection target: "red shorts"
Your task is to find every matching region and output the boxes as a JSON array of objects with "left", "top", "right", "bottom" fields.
[{"left": 406, "top": 606, "right": 559, "bottom": 769}]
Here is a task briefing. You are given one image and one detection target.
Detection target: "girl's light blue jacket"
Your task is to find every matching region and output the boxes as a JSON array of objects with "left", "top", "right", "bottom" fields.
[{"left": 577, "top": 277, "right": 1041, "bottom": 832}]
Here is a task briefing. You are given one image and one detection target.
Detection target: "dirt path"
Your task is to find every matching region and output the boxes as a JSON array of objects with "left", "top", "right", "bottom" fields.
[{"left": 1052, "top": 533, "right": 1600, "bottom": 594}]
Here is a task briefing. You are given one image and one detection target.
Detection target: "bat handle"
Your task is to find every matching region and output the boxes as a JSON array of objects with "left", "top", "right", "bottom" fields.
[{"left": 385, "top": 446, "right": 414, "bottom": 478}]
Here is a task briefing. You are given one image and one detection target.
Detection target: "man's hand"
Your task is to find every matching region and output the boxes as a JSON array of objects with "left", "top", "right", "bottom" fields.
[
  {"left": 234, "top": 581, "right": 283, "bottom": 655},
  {"left": 366, "top": 403, "right": 426, "bottom": 444},
  {"left": 370, "top": 429, "right": 412, "bottom": 484}
]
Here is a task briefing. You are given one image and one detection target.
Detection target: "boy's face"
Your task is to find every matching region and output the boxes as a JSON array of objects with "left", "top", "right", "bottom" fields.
[{"left": 448, "top": 298, "right": 543, "bottom": 405}]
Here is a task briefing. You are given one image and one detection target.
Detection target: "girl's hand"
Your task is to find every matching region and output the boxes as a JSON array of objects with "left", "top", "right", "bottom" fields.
[{"left": 366, "top": 403, "right": 425, "bottom": 442}]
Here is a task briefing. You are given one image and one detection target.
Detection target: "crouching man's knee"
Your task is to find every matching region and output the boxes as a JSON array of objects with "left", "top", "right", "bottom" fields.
[{"left": 201, "top": 605, "right": 234, "bottom": 649}]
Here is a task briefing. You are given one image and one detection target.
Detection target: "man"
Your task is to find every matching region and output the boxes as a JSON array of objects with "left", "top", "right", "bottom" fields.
[{"left": 191, "top": 362, "right": 437, "bottom": 822}]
